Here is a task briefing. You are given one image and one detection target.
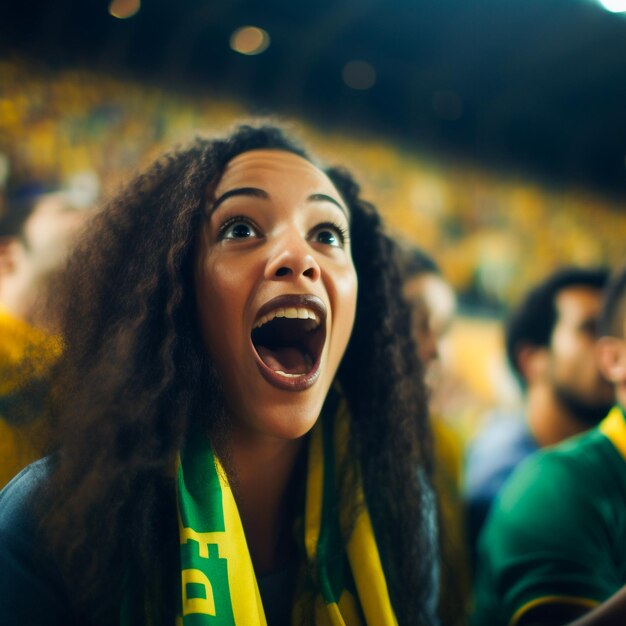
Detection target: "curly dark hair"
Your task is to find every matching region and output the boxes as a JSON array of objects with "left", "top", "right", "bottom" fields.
[
  {"left": 40, "top": 123, "right": 435, "bottom": 625},
  {"left": 599, "top": 263, "right": 626, "bottom": 339}
]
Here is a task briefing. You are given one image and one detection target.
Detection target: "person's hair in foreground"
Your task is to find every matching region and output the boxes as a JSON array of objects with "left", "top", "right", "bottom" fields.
[
  {"left": 599, "top": 265, "right": 626, "bottom": 340},
  {"left": 394, "top": 242, "right": 441, "bottom": 278},
  {"left": 394, "top": 241, "right": 470, "bottom": 626},
  {"left": 39, "top": 124, "right": 435, "bottom": 624},
  {"left": 505, "top": 266, "right": 609, "bottom": 387}
]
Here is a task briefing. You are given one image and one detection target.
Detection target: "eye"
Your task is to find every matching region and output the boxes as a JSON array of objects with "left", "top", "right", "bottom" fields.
[
  {"left": 579, "top": 319, "right": 598, "bottom": 337},
  {"left": 309, "top": 222, "right": 349, "bottom": 248},
  {"left": 218, "top": 217, "right": 260, "bottom": 241}
]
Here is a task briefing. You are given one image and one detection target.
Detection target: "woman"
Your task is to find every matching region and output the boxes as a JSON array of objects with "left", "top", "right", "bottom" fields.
[{"left": 0, "top": 123, "right": 438, "bottom": 625}]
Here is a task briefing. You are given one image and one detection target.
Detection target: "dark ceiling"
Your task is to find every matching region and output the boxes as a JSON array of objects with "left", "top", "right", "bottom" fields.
[{"left": 2, "top": 0, "right": 626, "bottom": 199}]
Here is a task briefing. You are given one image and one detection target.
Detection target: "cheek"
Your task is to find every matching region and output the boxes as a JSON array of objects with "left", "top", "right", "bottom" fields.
[
  {"left": 551, "top": 327, "right": 575, "bottom": 361},
  {"left": 195, "top": 260, "right": 242, "bottom": 357},
  {"left": 332, "top": 267, "right": 358, "bottom": 343},
  {"left": 556, "top": 333, "right": 590, "bottom": 362},
  {"left": 415, "top": 327, "right": 433, "bottom": 358},
  {"left": 551, "top": 335, "right": 596, "bottom": 381}
]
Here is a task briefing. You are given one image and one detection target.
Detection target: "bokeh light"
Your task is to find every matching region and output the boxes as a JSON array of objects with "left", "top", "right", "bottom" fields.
[
  {"left": 597, "top": 0, "right": 626, "bottom": 12},
  {"left": 108, "top": 0, "right": 141, "bottom": 20},
  {"left": 342, "top": 60, "right": 377, "bottom": 90},
  {"left": 230, "top": 26, "right": 270, "bottom": 56}
]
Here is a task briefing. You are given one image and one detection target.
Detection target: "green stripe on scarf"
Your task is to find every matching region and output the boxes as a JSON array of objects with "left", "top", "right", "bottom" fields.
[
  {"left": 179, "top": 436, "right": 225, "bottom": 533},
  {"left": 316, "top": 391, "right": 355, "bottom": 605},
  {"left": 178, "top": 433, "right": 236, "bottom": 625}
]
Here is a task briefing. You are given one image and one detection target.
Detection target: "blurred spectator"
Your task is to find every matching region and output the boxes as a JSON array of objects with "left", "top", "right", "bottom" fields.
[
  {"left": 464, "top": 267, "right": 613, "bottom": 561},
  {"left": 472, "top": 264, "right": 626, "bottom": 626},
  {"left": 397, "top": 242, "right": 471, "bottom": 626},
  {"left": 402, "top": 246, "right": 457, "bottom": 379},
  {"left": 0, "top": 186, "right": 93, "bottom": 488}
]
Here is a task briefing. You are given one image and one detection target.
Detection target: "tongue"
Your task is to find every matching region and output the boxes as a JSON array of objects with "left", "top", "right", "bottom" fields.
[{"left": 257, "top": 346, "right": 312, "bottom": 375}]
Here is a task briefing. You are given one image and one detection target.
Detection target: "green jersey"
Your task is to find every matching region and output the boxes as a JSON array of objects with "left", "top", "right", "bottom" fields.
[{"left": 472, "top": 406, "right": 626, "bottom": 626}]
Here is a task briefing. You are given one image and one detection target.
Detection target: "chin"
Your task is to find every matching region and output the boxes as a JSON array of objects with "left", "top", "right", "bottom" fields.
[
  {"left": 234, "top": 387, "right": 328, "bottom": 441},
  {"left": 244, "top": 410, "right": 320, "bottom": 441},
  {"left": 266, "top": 417, "right": 317, "bottom": 440}
]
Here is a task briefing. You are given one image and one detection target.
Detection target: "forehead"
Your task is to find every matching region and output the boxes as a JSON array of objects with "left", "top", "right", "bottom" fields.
[
  {"left": 213, "top": 149, "right": 340, "bottom": 198},
  {"left": 404, "top": 273, "right": 446, "bottom": 298},
  {"left": 23, "top": 196, "right": 85, "bottom": 242},
  {"left": 555, "top": 285, "right": 602, "bottom": 322}
]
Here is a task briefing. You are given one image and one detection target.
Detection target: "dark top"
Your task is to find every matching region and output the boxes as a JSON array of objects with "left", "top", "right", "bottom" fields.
[{"left": 0, "top": 459, "right": 76, "bottom": 626}]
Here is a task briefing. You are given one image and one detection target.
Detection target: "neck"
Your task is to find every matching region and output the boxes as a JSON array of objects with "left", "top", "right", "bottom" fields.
[
  {"left": 229, "top": 430, "right": 304, "bottom": 575},
  {"left": 0, "top": 281, "right": 37, "bottom": 326},
  {"left": 527, "top": 385, "right": 594, "bottom": 447}
]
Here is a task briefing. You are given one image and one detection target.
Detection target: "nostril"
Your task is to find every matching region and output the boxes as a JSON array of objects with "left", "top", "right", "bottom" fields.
[
  {"left": 303, "top": 267, "right": 316, "bottom": 279},
  {"left": 275, "top": 267, "right": 291, "bottom": 277}
]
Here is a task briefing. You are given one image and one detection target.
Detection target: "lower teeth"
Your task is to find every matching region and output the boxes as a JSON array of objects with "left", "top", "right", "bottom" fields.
[
  {"left": 273, "top": 353, "right": 313, "bottom": 378},
  {"left": 275, "top": 371, "right": 306, "bottom": 378}
]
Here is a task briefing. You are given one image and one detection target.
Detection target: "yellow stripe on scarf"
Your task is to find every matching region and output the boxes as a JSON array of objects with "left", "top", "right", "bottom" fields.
[
  {"left": 304, "top": 415, "right": 324, "bottom": 565},
  {"left": 331, "top": 400, "right": 398, "bottom": 626},
  {"left": 347, "top": 509, "right": 397, "bottom": 625}
]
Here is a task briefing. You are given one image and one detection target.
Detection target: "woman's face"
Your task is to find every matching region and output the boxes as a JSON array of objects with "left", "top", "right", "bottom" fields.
[{"left": 195, "top": 149, "right": 358, "bottom": 441}]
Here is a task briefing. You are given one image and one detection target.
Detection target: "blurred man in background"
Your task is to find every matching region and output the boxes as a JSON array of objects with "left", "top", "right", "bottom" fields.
[
  {"left": 465, "top": 267, "right": 613, "bottom": 558},
  {"left": 0, "top": 186, "right": 93, "bottom": 488},
  {"left": 397, "top": 242, "right": 471, "bottom": 626},
  {"left": 472, "top": 265, "right": 626, "bottom": 626}
]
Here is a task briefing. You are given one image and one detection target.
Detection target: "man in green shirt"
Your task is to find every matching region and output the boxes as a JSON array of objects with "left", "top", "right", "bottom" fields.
[{"left": 473, "top": 265, "right": 626, "bottom": 626}]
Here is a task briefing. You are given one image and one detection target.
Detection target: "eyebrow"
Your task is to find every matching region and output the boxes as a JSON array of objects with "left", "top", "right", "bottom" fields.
[
  {"left": 209, "top": 187, "right": 349, "bottom": 218},
  {"left": 308, "top": 193, "right": 348, "bottom": 217},
  {"left": 210, "top": 187, "right": 268, "bottom": 213}
]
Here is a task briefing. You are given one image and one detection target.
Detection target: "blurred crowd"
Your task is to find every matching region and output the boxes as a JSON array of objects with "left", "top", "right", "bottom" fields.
[{"left": 2, "top": 59, "right": 625, "bottom": 310}]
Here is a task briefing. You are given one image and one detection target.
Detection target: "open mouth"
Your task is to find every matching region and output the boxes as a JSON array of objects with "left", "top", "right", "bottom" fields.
[{"left": 251, "top": 295, "right": 327, "bottom": 391}]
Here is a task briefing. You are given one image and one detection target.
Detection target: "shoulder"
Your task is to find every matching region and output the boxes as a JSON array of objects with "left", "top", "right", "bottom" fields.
[
  {"left": 465, "top": 414, "right": 536, "bottom": 500},
  {"left": 0, "top": 458, "right": 73, "bottom": 626},
  {"left": 488, "top": 429, "right": 624, "bottom": 555},
  {"left": 0, "top": 457, "right": 51, "bottom": 527},
  {"left": 432, "top": 418, "right": 463, "bottom": 484},
  {"left": 499, "top": 428, "right": 623, "bottom": 515},
  {"left": 0, "top": 457, "right": 54, "bottom": 566}
]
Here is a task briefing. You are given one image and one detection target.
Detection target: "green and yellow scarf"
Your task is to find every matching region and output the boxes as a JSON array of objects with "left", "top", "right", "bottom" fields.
[{"left": 176, "top": 391, "right": 397, "bottom": 626}]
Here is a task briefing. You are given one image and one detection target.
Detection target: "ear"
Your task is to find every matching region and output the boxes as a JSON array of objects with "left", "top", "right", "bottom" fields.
[
  {"left": 0, "top": 237, "right": 19, "bottom": 278},
  {"left": 596, "top": 337, "right": 626, "bottom": 385},
  {"left": 517, "top": 344, "right": 549, "bottom": 385}
]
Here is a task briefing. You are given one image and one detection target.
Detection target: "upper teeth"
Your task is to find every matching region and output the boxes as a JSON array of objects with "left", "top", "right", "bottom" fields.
[{"left": 253, "top": 307, "right": 320, "bottom": 330}]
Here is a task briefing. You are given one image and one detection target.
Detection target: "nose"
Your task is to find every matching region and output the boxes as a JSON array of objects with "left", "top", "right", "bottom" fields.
[
  {"left": 264, "top": 236, "right": 321, "bottom": 283},
  {"left": 421, "top": 336, "right": 440, "bottom": 365},
  {"left": 416, "top": 328, "right": 439, "bottom": 366}
]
